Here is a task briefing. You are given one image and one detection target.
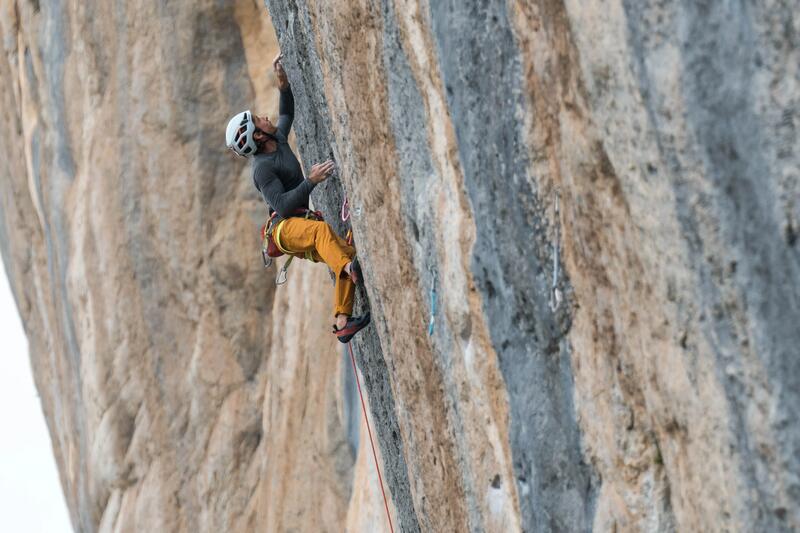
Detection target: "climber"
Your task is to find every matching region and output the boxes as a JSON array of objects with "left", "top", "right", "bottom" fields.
[{"left": 225, "top": 52, "right": 370, "bottom": 343}]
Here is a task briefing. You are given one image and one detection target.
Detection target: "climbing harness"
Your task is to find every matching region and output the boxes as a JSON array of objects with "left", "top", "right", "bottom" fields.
[
  {"left": 549, "top": 189, "right": 563, "bottom": 312},
  {"left": 346, "top": 341, "right": 395, "bottom": 533},
  {"left": 428, "top": 266, "right": 437, "bottom": 336},
  {"left": 260, "top": 208, "right": 323, "bottom": 285}
]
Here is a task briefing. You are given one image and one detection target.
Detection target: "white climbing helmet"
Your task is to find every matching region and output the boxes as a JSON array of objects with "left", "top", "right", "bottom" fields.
[{"left": 226, "top": 110, "right": 257, "bottom": 157}]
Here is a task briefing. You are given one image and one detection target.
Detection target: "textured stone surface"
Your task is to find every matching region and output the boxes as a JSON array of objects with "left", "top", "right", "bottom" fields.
[
  {"left": 0, "top": 1, "right": 383, "bottom": 532},
  {"left": 1, "top": 0, "right": 798, "bottom": 531},
  {"left": 265, "top": 0, "right": 799, "bottom": 531}
]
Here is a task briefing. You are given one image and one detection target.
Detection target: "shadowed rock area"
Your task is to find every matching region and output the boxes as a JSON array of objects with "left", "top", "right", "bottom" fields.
[{"left": 0, "top": 0, "right": 798, "bottom": 531}]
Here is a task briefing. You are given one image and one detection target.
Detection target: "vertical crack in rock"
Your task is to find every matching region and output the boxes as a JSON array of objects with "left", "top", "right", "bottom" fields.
[
  {"left": 427, "top": 1, "right": 599, "bottom": 531},
  {"left": 379, "top": 0, "right": 486, "bottom": 529},
  {"left": 36, "top": 2, "right": 90, "bottom": 529},
  {"left": 264, "top": 1, "right": 422, "bottom": 531}
]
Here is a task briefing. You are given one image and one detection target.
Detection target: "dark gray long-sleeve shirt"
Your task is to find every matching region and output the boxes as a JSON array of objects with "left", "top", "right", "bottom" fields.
[{"left": 251, "top": 86, "right": 317, "bottom": 219}]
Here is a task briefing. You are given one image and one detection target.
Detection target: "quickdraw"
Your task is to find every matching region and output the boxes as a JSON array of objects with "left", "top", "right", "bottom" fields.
[
  {"left": 276, "top": 258, "right": 292, "bottom": 286},
  {"left": 341, "top": 194, "right": 351, "bottom": 222},
  {"left": 550, "top": 189, "right": 563, "bottom": 311},
  {"left": 428, "top": 266, "right": 437, "bottom": 336},
  {"left": 341, "top": 194, "right": 354, "bottom": 246}
]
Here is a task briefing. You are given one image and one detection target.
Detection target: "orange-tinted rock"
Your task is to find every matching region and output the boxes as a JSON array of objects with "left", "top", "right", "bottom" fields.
[
  {"left": 0, "top": 1, "right": 384, "bottom": 531},
  {"left": 1, "top": 0, "right": 798, "bottom": 531}
]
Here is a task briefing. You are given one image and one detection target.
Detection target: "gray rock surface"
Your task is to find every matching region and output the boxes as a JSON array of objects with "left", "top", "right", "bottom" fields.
[
  {"left": 0, "top": 2, "right": 381, "bottom": 532},
  {"left": 0, "top": 0, "right": 797, "bottom": 531},
  {"left": 264, "top": 0, "right": 799, "bottom": 531}
]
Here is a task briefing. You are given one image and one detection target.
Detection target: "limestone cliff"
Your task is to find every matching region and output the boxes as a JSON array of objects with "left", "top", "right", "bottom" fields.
[
  {"left": 1, "top": 0, "right": 798, "bottom": 532},
  {"left": 0, "top": 1, "right": 383, "bottom": 532}
]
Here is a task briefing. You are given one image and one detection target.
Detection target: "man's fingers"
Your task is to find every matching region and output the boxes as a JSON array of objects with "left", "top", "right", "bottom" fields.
[{"left": 312, "top": 160, "right": 335, "bottom": 174}]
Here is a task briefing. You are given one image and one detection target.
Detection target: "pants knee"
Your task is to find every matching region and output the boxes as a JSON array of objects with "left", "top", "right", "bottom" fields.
[{"left": 314, "top": 221, "right": 334, "bottom": 240}]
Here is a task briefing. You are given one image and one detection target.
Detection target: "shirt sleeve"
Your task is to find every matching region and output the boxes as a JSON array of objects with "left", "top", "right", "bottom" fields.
[
  {"left": 254, "top": 162, "right": 315, "bottom": 218},
  {"left": 277, "top": 86, "right": 294, "bottom": 137}
]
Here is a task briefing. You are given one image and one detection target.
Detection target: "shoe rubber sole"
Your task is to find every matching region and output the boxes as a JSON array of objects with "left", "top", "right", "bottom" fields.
[{"left": 334, "top": 312, "right": 371, "bottom": 343}]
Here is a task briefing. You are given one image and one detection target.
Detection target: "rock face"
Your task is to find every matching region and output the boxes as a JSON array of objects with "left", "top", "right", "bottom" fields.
[
  {"left": 0, "top": 0, "right": 798, "bottom": 532},
  {"left": 265, "top": 1, "right": 799, "bottom": 531},
  {"left": 0, "top": 1, "right": 383, "bottom": 532}
]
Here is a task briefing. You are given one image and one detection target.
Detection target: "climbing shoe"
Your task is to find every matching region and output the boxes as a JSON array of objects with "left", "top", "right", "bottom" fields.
[
  {"left": 349, "top": 256, "right": 363, "bottom": 285},
  {"left": 333, "top": 312, "right": 371, "bottom": 343}
]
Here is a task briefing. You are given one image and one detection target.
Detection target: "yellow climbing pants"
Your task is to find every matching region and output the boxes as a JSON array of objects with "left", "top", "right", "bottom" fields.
[{"left": 274, "top": 217, "right": 355, "bottom": 317}]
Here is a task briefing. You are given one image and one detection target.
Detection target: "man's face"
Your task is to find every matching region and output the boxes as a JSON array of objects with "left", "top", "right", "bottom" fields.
[{"left": 253, "top": 114, "right": 276, "bottom": 136}]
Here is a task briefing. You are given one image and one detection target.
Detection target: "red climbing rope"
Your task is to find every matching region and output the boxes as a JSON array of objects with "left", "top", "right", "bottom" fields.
[{"left": 347, "top": 341, "right": 395, "bottom": 533}]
